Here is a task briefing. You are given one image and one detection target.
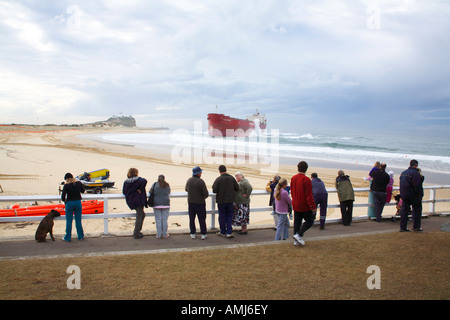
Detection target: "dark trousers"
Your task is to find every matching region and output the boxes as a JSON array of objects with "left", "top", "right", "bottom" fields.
[
  {"left": 133, "top": 206, "right": 146, "bottom": 238},
  {"left": 218, "top": 203, "right": 234, "bottom": 235},
  {"left": 373, "top": 191, "right": 387, "bottom": 222},
  {"left": 340, "top": 200, "right": 354, "bottom": 225},
  {"left": 188, "top": 202, "right": 207, "bottom": 235},
  {"left": 293, "top": 211, "right": 315, "bottom": 237},
  {"left": 400, "top": 197, "right": 422, "bottom": 230},
  {"left": 314, "top": 194, "right": 328, "bottom": 228}
]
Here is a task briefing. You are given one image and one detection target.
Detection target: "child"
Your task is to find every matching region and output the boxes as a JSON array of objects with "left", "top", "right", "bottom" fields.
[{"left": 274, "top": 178, "right": 292, "bottom": 240}]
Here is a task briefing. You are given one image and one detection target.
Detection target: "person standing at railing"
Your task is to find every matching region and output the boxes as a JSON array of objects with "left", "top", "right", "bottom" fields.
[
  {"left": 336, "top": 170, "right": 355, "bottom": 226},
  {"left": 152, "top": 175, "right": 171, "bottom": 239},
  {"left": 266, "top": 175, "right": 281, "bottom": 230},
  {"left": 233, "top": 172, "right": 253, "bottom": 235},
  {"left": 212, "top": 165, "right": 239, "bottom": 238},
  {"left": 185, "top": 166, "right": 209, "bottom": 240},
  {"left": 364, "top": 161, "right": 381, "bottom": 219},
  {"left": 370, "top": 163, "right": 390, "bottom": 222},
  {"left": 61, "top": 173, "right": 85, "bottom": 242},
  {"left": 123, "top": 168, "right": 148, "bottom": 239},
  {"left": 311, "top": 172, "right": 328, "bottom": 230},
  {"left": 291, "top": 161, "right": 317, "bottom": 246},
  {"left": 274, "top": 178, "right": 292, "bottom": 240},
  {"left": 399, "top": 159, "right": 424, "bottom": 232}
]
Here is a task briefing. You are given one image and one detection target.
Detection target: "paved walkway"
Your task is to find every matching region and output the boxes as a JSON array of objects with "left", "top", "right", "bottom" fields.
[{"left": 0, "top": 216, "right": 448, "bottom": 261}]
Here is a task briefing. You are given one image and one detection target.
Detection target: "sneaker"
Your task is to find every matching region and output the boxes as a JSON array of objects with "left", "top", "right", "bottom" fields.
[
  {"left": 216, "top": 232, "right": 226, "bottom": 237},
  {"left": 293, "top": 234, "right": 305, "bottom": 245},
  {"left": 201, "top": 234, "right": 207, "bottom": 240},
  {"left": 226, "top": 234, "right": 234, "bottom": 238},
  {"left": 190, "top": 234, "right": 196, "bottom": 239}
]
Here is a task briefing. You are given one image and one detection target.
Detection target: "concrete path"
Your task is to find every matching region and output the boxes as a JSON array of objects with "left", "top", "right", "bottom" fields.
[{"left": 1, "top": 216, "right": 448, "bottom": 261}]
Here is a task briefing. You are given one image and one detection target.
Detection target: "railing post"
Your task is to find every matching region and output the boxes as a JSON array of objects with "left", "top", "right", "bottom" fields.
[
  {"left": 103, "top": 196, "right": 109, "bottom": 236},
  {"left": 429, "top": 187, "right": 436, "bottom": 215},
  {"left": 210, "top": 194, "right": 216, "bottom": 230}
]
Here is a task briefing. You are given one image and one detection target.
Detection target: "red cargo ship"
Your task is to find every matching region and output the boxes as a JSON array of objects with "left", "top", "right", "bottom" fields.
[{"left": 207, "top": 110, "right": 267, "bottom": 137}]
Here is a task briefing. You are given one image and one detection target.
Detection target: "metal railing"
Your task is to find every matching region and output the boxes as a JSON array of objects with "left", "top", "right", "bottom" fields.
[{"left": 0, "top": 185, "right": 449, "bottom": 236}]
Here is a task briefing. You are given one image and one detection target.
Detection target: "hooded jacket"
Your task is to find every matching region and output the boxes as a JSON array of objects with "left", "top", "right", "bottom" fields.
[
  {"left": 311, "top": 177, "right": 328, "bottom": 197},
  {"left": 399, "top": 167, "right": 424, "bottom": 200},
  {"left": 335, "top": 174, "right": 355, "bottom": 202},
  {"left": 122, "top": 177, "right": 148, "bottom": 210}
]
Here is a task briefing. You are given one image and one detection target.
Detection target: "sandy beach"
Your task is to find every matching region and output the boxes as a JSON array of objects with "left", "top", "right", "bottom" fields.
[{"left": 1, "top": 125, "right": 449, "bottom": 240}]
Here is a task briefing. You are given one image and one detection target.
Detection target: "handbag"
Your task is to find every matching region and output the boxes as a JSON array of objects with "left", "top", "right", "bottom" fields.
[{"left": 147, "top": 183, "right": 156, "bottom": 207}]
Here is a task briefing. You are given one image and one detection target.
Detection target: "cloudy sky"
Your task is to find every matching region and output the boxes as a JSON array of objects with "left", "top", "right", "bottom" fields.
[{"left": 0, "top": 0, "right": 449, "bottom": 136}]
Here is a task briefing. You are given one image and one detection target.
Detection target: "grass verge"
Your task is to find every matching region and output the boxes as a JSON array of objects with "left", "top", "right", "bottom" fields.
[{"left": 0, "top": 231, "right": 449, "bottom": 300}]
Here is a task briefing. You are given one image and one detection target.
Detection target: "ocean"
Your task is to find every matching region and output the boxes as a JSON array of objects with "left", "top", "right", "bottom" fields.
[{"left": 81, "top": 128, "right": 450, "bottom": 183}]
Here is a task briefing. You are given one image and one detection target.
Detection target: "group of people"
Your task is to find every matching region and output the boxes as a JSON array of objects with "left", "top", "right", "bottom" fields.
[
  {"left": 267, "top": 161, "right": 355, "bottom": 245},
  {"left": 122, "top": 164, "right": 253, "bottom": 240},
  {"left": 265, "top": 158, "right": 425, "bottom": 245},
  {"left": 365, "top": 159, "right": 424, "bottom": 231},
  {"left": 59, "top": 158, "right": 425, "bottom": 243}
]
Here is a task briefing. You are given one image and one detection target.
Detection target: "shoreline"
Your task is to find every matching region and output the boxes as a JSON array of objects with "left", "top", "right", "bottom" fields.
[
  {"left": 1, "top": 126, "right": 449, "bottom": 240},
  {"left": 79, "top": 129, "right": 450, "bottom": 185}
]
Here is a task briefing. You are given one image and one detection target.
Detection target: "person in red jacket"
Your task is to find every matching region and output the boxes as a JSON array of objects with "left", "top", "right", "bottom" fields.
[{"left": 290, "top": 161, "right": 317, "bottom": 246}]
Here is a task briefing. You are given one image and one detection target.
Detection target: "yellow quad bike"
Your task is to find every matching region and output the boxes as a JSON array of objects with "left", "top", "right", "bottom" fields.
[{"left": 76, "top": 169, "right": 115, "bottom": 194}]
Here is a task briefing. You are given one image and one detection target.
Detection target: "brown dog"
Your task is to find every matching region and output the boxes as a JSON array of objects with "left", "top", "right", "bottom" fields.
[{"left": 35, "top": 209, "right": 61, "bottom": 242}]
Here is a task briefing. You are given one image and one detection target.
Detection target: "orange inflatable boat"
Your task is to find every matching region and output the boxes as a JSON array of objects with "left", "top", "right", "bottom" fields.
[{"left": 0, "top": 200, "right": 104, "bottom": 217}]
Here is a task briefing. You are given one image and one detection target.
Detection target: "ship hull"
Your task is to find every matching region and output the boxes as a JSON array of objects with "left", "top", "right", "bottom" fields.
[{"left": 207, "top": 113, "right": 266, "bottom": 137}]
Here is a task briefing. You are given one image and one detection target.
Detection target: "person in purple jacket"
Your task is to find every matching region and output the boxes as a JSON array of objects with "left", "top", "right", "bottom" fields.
[
  {"left": 311, "top": 172, "right": 328, "bottom": 230},
  {"left": 123, "top": 168, "right": 148, "bottom": 239},
  {"left": 274, "top": 178, "right": 292, "bottom": 240}
]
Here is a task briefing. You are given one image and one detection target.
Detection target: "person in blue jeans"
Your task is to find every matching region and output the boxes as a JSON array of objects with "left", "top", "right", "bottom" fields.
[
  {"left": 151, "top": 174, "right": 171, "bottom": 239},
  {"left": 274, "top": 178, "right": 292, "bottom": 240},
  {"left": 61, "top": 173, "right": 85, "bottom": 241},
  {"left": 212, "top": 165, "right": 239, "bottom": 238}
]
